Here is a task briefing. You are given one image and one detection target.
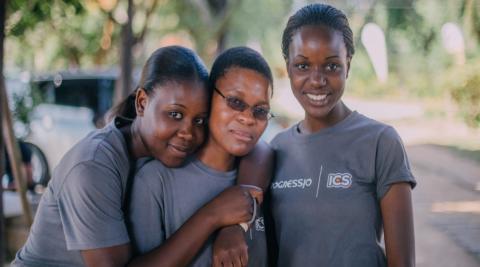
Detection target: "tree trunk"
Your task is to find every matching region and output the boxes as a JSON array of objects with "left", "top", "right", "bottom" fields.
[
  {"left": 0, "top": 0, "right": 6, "bottom": 263},
  {"left": 208, "top": 0, "right": 228, "bottom": 55},
  {"left": 0, "top": 0, "right": 33, "bottom": 229},
  {"left": 114, "top": 0, "right": 134, "bottom": 104},
  {"left": 216, "top": 31, "right": 227, "bottom": 56}
]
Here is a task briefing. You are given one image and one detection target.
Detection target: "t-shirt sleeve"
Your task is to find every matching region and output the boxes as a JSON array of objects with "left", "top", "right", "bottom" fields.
[
  {"left": 128, "top": 163, "right": 166, "bottom": 254},
  {"left": 57, "top": 161, "right": 130, "bottom": 250},
  {"left": 375, "top": 126, "right": 416, "bottom": 200},
  {"left": 269, "top": 131, "right": 282, "bottom": 150}
]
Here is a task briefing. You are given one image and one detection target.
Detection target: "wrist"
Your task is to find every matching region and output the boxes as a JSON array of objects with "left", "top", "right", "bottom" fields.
[
  {"left": 220, "top": 224, "right": 245, "bottom": 234},
  {"left": 198, "top": 204, "right": 221, "bottom": 230}
]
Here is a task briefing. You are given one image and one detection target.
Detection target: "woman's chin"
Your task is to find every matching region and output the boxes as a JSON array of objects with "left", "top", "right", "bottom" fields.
[
  {"left": 157, "top": 155, "right": 187, "bottom": 168},
  {"left": 227, "top": 143, "right": 256, "bottom": 157}
]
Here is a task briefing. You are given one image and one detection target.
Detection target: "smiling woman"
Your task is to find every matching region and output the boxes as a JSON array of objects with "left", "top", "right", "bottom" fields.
[
  {"left": 286, "top": 24, "right": 351, "bottom": 132},
  {"left": 267, "top": 4, "right": 417, "bottom": 267},
  {"left": 133, "top": 80, "right": 209, "bottom": 167}
]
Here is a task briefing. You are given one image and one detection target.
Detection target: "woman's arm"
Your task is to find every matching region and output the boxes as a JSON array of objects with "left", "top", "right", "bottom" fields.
[
  {"left": 81, "top": 245, "right": 131, "bottom": 267},
  {"left": 237, "top": 140, "right": 275, "bottom": 196},
  {"left": 213, "top": 141, "right": 275, "bottom": 267},
  {"left": 381, "top": 182, "right": 415, "bottom": 267},
  {"left": 80, "top": 185, "right": 257, "bottom": 267}
]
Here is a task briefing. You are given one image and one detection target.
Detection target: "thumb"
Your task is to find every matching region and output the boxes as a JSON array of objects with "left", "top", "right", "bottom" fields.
[{"left": 246, "top": 188, "right": 263, "bottom": 205}]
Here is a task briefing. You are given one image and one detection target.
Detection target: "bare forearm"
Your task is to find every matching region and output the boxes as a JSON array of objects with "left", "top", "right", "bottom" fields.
[
  {"left": 381, "top": 183, "right": 415, "bottom": 267},
  {"left": 128, "top": 209, "right": 217, "bottom": 267},
  {"left": 237, "top": 140, "right": 274, "bottom": 192},
  {"left": 128, "top": 185, "right": 255, "bottom": 267}
]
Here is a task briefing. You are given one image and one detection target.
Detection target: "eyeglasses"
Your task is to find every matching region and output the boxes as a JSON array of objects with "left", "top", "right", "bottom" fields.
[{"left": 214, "top": 87, "right": 274, "bottom": 121}]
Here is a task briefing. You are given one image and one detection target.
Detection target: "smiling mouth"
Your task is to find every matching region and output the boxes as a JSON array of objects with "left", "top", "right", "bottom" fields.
[
  {"left": 230, "top": 129, "right": 253, "bottom": 142},
  {"left": 304, "top": 93, "right": 330, "bottom": 105},
  {"left": 306, "top": 93, "right": 327, "bottom": 101},
  {"left": 168, "top": 143, "right": 191, "bottom": 157}
]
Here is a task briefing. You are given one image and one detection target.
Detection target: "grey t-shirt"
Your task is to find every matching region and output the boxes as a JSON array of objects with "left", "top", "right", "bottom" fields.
[
  {"left": 13, "top": 118, "right": 131, "bottom": 267},
  {"left": 129, "top": 157, "right": 267, "bottom": 267},
  {"left": 269, "top": 111, "right": 416, "bottom": 267}
]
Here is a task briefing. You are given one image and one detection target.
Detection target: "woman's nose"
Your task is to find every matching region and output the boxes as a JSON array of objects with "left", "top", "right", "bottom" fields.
[{"left": 310, "top": 67, "right": 327, "bottom": 87}]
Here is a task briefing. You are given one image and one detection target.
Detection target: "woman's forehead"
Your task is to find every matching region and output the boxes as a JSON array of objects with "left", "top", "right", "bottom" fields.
[
  {"left": 289, "top": 25, "right": 346, "bottom": 56},
  {"left": 216, "top": 68, "right": 270, "bottom": 102}
]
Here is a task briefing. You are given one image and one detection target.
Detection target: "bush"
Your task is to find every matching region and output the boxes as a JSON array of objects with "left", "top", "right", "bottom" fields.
[{"left": 449, "top": 65, "right": 480, "bottom": 128}]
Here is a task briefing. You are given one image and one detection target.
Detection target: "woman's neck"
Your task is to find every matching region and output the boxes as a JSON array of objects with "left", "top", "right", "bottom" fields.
[
  {"left": 301, "top": 101, "right": 352, "bottom": 134},
  {"left": 120, "top": 120, "right": 149, "bottom": 160},
  {"left": 197, "top": 137, "right": 235, "bottom": 172}
]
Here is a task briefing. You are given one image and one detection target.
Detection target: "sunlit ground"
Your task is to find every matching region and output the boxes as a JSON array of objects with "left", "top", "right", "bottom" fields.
[{"left": 432, "top": 201, "right": 480, "bottom": 214}]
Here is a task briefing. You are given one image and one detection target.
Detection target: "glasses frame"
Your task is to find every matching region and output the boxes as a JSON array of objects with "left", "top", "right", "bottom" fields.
[{"left": 214, "top": 87, "right": 275, "bottom": 121}]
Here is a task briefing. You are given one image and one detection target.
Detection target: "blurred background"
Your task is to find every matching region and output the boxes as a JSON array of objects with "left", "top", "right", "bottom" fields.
[{"left": 1, "top": 0, "right": 479, "bottom": 266}]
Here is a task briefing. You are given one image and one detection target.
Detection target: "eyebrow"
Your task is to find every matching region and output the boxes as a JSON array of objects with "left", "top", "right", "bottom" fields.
[
  {"left": 293, "top": 54, "right": 340, "bottom": 60},
  {"left": 219, "top": 87, "right": 244, "bottom": 97},
  {"left": 169, "top": 103, "right": 187, "bottom": 108},
  {"left": 325, "top": 55, "right": 340, "bottom": 60},
  {"left": 294, "top": 55, "right": 308, "bottom": 59}
]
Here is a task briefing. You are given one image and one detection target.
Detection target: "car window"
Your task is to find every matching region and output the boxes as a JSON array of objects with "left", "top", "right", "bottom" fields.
[{"left": 33, "top": 78, "right": 115, "bottom": 117}]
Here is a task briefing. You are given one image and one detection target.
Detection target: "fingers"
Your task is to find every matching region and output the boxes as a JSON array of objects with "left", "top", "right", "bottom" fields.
[
  {"left": 232, "top": 253, "right": 242, "bottom": 267},
  {"left": 240, "top": 188, "right": 255, "bottom": 219},
  {"left": 213, "top": 255, "right": 221, "bottom": 267},
  {"left": 246, "top": 188, "right": 263, "bottom": 204},
  {"left": 240, "top": 252, "right": 248, "bottom": 267},
  {"left": 213, "top": 250, "right": 247, "bottom": 267},
  {"left": 254, "top": 193, "right": 264, "bottom": 205},
  {"left": 212, "top": 254, "right": 234, "bottom": 267}
]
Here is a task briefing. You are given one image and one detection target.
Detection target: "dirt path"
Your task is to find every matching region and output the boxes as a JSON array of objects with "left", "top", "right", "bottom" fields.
[{"left": 408, "top": 144, "right": 480, "bottom": 267}]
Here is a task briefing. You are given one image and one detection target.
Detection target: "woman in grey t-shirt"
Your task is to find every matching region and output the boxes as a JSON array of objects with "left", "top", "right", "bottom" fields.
[
  {"left": 266, "top": 4, "right": 416, "bottom": 267},
  {"left": 12, "top": 46, "right": 267, "bottom": 267},
  {"left": 129, "top": 47, "right": 275, "bottom": 267}
]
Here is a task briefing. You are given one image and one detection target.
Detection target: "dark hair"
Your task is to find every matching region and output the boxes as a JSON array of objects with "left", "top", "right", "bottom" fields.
[
  {"left": 107, "top": 46, "right": 209, "bottom": 120},
  {"left": 281, "top": 3, "right": 355, "bottom": 60},
  {"left": 209, "top": 46, "right": 273, "bottom": 96}
]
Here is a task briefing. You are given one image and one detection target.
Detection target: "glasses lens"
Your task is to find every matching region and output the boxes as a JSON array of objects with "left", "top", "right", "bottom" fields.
[
  {"left": 252, "top": 107, "right": 271, "bottom": 120},
  {"left": 226, "top": 97, "right": 247, "bottom": 112}
]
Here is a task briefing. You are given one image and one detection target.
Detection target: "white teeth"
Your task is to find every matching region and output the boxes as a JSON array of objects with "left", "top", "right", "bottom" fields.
[{"left": 306, "top": 93, "right": 327, "bottom": 101}]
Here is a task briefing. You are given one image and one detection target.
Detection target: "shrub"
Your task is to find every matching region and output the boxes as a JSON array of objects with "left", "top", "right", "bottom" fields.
[{"left": 450, "top": 65, "right": 480, "bottom": 128}]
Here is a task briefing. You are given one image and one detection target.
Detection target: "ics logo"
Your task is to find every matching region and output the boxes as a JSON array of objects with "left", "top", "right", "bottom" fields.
[
  {"left": 255, "top": 217, "right": 265, "bottom": 232},
  {"left": 326, "top": 173, "right": 353, "bottom": 188}
]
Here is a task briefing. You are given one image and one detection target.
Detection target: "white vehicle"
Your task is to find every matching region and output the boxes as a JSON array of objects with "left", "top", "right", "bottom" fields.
[{"left": 5, "top": 72, "right": 116, "bottom": 190}]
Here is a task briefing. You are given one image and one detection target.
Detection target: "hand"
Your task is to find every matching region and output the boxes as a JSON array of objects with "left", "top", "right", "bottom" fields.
[
  {"left": 240, "top": 185, "right": 264, "bottom": 205},
  {"left": 251, "top": 190, "right": 263, "bottom": 205},
  {"left": 212, "top": 225, "right": 248, "bottom": 267},
  {"left": 203, "top": 185, "right": 259, "bottom": 227}
]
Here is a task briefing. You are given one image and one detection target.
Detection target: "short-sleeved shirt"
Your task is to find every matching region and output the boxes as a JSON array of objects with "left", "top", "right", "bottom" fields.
[
  {"left": 269, "top": 111, "right": 416, "bottom": 267},
  {"left": 129, "top": 157, "right": 267, "bottom": 267},
  {"left": 12, "top": 118, "right": 132, "bottom": 267}
]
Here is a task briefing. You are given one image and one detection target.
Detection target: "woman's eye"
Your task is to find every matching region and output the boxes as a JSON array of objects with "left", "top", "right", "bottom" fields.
[
  {"left": 226, "top": 97, "right": 246, "bottom": 111},
  {"left": 326, "top": 63, "right": 340, "bottom": 72},
  {"left": 295, "top": 63, "right": 308, "bottom": 70},
  {"left": 194, "top": 117, "right": 207, "bottom": 126},
  {"left": 168, "top": 111, "right": 183, "bottom": 120}
]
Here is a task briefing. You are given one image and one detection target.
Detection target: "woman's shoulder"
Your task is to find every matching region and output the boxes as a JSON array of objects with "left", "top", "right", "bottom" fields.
[
  {"left": 270, "top": 125, "right": 296, "bottom": 148},
  {"left": 348, "top": 112, "right": 407, "bottom": 151},
  {"left": 341, "top": 111, "right": 396, "bottom": 138},
  {"left": 51, "top": 123, "right": 128, "bottom": 183},
  {"left": 64, "top": 122, "right": 128, "bottom": 164},
  {"left": 133, "top": 158, "right": 171, "bottom": 187}
]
